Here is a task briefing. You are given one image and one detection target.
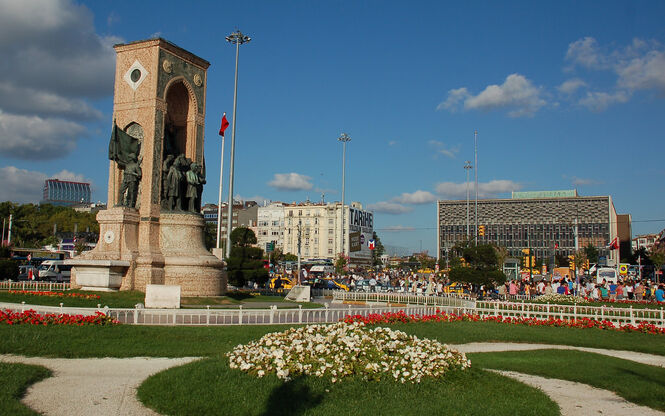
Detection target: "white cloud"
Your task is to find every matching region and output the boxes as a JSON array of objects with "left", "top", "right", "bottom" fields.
[
  {"left": 0, "top": 82, "right": 102, "bottom": 120},
  {"left": 0, "top": 111, "right": 86, "bottom": 159},
  {"left": 393, "top": 190, "right": 437, "bottom": 204},
  {"left": 0, "top": 0, "right": 117, "bottom": 160},
  {"left": 435, "top": 180, "right": 521, "bottom": 198},
  {"left": 558, "top": 78, "right": 587, "bottom": 95},
  {"left": 578, "top": 91, "right": 630, "bottom": 112},
  {"left": 437, "top": 87, "right": 470, "bottom": 111},
  {"left": 0, "top": 166, "right": 47, "bottom": 203},
  {"left": 51, "top": 170, "right": 89, "bottom": 183},
  {"left": 570, "top": 177, "right": 602, "bottom": 186},
  {"left": 268, "top": 173, "right": 313, "bottom": 191},
  {"left": 617, "top": 49, "right": 665, "bottom": 93},
  {"left": 565, "top": 37, "right": 609, "bottom": 70},
  {"left": 388, "top": 140, "right": 397, "bottom": 147},
  {"left": 439, "top": 74, "right": 546, "bottom": 117},
  {"left": 428, "top": 140, "right": 459, "bottom": 159},
  {"left": 366, "top": 201, "right": 413, "bottom": 215}
]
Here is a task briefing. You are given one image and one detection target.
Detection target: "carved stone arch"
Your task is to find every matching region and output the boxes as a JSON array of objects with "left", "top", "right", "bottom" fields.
[{"left": 164, "top": 77, "right": 199, "bottom": 161}]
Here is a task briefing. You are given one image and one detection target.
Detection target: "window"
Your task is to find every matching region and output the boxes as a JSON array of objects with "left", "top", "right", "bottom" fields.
[
  {"left": 328, "top": 218, "right": 334, "bottom": 225},
  {"left": 328, "top": 229, "right": 333, "bottom": 235}
]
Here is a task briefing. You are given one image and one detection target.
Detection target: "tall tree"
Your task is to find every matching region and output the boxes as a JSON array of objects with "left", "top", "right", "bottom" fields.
[
  {"left": 226, "top": 227, "right": 268, "bottom": 287},
  {"left": 584, "top": 243, "right": 599, "bottom": 264},
  {"left": 371, "top": 231, "right": 385, "bottom": 267},
  {"left": 449, "top": 243, "right": 506, "bottom": 287}
]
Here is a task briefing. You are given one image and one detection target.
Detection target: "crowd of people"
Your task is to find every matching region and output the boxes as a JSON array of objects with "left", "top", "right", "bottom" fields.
[{"left": 271, "top": 267, "right": 665, "bottom": 304}]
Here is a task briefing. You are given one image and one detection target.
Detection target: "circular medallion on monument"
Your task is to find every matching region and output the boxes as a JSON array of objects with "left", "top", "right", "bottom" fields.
[
  {"left": 104, "top": 230, "right": 115, "bottom": 244},
  {"left": 193, "top": 73, "right": 202, "bottom": 87},
  {"left": 162, "top": 59, "right": 172, "bottom": 73}
]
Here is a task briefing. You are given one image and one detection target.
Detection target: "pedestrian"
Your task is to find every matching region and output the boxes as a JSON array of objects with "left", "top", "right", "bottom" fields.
[{"left": 656, "top": 284, "right": 665, "bottom": 303}]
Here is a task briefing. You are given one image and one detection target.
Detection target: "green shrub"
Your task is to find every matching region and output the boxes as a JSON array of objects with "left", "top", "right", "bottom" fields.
[{"left": 0, "top": 259, "right": 19, "bottom": 280}]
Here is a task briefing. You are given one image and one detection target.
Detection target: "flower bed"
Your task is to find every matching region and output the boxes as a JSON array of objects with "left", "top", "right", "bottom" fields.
[
  {"left": 227, "top": 321, "right": 470, "bottom": 383},
  {"left": 535, "top": 294, "right": 588, "bottom": 304},
  {"left": 8, "top": 290, "right": 101, "bottom": 300},
  {"left": 343, "top": 310, "right": 665, "bottom": 335},
  {"left": 0, "top": 309, "right": 118, "bottom": 326}
]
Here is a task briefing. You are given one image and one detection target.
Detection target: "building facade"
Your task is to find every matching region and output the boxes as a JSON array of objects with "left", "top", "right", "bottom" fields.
[
  {"left": 632, "top": 234, "right": 660, "bottom": 252},
  {"left": 256, "top": 202, "right": 285, "bottom": 253},
  {"left": 41, "top": 179, "right": 91, "bottom": 207},
  {"left": 437, "top": 190, "right": 622, "bottom": 269},
  {"left": 281, "top": 201, "right": 373, "bottom": 265},
  {"left": 200, "top": 201, "right": 257, "bottom": 248}
]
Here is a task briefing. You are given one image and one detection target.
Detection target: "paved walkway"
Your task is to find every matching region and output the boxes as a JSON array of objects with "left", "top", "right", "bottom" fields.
[
  {"left": 0, "top": 355, "right": 200, "bottom": 416},
  {"left": 2, "top": 343, "right": 664, "bottom": 416}
]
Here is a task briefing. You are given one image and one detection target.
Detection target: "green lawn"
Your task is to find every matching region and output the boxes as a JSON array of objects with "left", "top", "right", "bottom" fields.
[
  {"left": 139, "top": 360, "right": 557, "bottom": 416},
  {"left": 1, "top": 320, "right": 663, "bottom": 358},
  {"left": 470, "top": 349, "right": 665, "bottom": 411},
  {"left": 0, "top": 289, "right": 322, "bottom": 309},
  {"left": 0, "top": 363, "right": 51, "bottom": 416},
  {"left": 2, "top": 319, "right": 664, "bottom": 415}
]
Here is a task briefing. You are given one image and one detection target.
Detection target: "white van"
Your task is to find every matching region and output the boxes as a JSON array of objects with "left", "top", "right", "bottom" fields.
[
  {"left": 38, "top": 260, "right": 72, "bottom": 282},
  {"left": 596, "top": 267, "right": 618, "bottom": 284},
  {"left": 309, "top": 265, "right": 334, "bottom": 277}
]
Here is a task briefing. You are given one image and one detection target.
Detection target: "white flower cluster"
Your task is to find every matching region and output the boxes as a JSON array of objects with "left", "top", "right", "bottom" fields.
[
  {"left": 537, "top": 294, "right": 588, "bottom": 304},
  {"left": 226, "top": 321, "right": 470, "bottom": 383}
]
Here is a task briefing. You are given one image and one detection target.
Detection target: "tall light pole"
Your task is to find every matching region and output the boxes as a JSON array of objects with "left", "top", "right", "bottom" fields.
[
  {"left": 338, "top": 133, "right": 351, "bottom": 257},
  {"left": 474, "top": 130, "right": 478, "bottom": 244},
  {"left": 464, "top": 161, "right": 472, "bottom": 241},
  {"left": 224, "top": 29, "right": 251, "bottom": 258}
]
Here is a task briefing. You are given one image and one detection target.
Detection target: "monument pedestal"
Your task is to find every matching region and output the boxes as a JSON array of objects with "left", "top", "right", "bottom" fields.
[
  {"left": 69, "top": 207, "right": 138, "bottom": 291},
  {"left": 160, "top": 212, "right": 226, "bottom": 296}
]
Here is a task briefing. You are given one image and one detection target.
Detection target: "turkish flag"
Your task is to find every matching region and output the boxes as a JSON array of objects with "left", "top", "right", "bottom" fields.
[
  {"left": 219, "top": 113, "right": 230, "bottom": 137},
  {"left": 609, "top": 237, "right": 619, "bottom": 250}
]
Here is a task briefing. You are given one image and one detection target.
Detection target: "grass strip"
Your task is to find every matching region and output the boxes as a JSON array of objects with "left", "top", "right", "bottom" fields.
[
  {"left": 138, "top": 358, "right": 558, "bottom": 416},
  {"left": 469, "top": 349, "right": 665, "bottom": 411},
  {"left": 0, "top": 363, "right": 52, "bottom": 416},
  {"left": 0, "top": 290, "right": 322, "bottom": 309},
  {"left": 389, "top": 320, "right": 665, "bottom": 356},
  {"left": 1, "top": 320, "right": 664, "bottom": 358}
]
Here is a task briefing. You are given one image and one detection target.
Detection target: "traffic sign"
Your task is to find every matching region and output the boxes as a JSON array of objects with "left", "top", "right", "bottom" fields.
[{"left": 368, "top": 239, "right": 375, "bottom": 250}]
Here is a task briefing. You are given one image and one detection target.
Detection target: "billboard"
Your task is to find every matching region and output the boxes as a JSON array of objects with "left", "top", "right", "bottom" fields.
[{"left": 348, "top": 207, "right": 373, "bottom": 260}]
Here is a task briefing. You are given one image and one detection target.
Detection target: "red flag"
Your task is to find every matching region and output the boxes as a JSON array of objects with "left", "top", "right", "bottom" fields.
[
  {"left": 219, "top": 113, "right": 229, "bottom": 137},
  {"left": 609, "top": 237, "right": 619, "bottom": 250}
]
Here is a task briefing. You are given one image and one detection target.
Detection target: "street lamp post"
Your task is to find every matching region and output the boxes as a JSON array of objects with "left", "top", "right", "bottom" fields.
[
  {"left": 474, "top": 130, "right": 478, "bottom": 244},
  {"left": 464, "top": 161, "right": 472, "bottom": 241},
  {"left": 338, "top": 133, "right": 351, "bottom": 257},
  {"left": 224, "top": 29, "right": 251, "bottom": 258}
]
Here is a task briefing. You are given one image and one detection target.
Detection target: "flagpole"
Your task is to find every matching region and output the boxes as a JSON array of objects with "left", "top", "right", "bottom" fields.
[{"left": 215, "top": 118, "right": 226, "bottom": 250}]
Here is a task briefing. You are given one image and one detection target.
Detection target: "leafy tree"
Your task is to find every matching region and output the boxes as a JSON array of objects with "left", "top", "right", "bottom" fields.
[
  {"left": 417, "top": 253, "right": 435, "bottom": 269},
  {"left": 650, "top": 248, "right": 665, "bottom": 284},
  {"left": 449, "top": 244, "right": 506, "bottom": 287},
  {"left": 283, "top": 253, "right": 298, "bottom": 262},
  {"left": 584, "top": 243, "right": 599, "bottom": 264},
  {"left": 334, "top": 253, "right": 348, "bottom": 275},
  {"left": 225, "top": 227, "right": 267, "bottom": 287},
  {"left": 371, "top": 231, "right": 385, "bottom": 267},
  {"left": 230, "top": 227, "right": 257, "bottom": 247}
]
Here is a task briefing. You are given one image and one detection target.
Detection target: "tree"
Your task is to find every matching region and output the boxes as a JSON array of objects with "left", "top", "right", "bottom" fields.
[
  {"left": 650, "top": 248, "right": 665, "bottom": 284},
  {"left": 230, "top": 227, "right": 257, "bottom": 247},
  {"left": 584, "top": 243, "right": 599, "bottom": 265},
  {"left": 225, "top": 227, "right": 268, "bottom": 287},
  {"left": 448, "top": 243, "right": 506, "bottom": 287},
  {"left": 371, "top": 231, "right": 385, "bottom": 267},
  {"left": 334, "top": 253, "right": 348, "bottom": 275},
  {"left": 283, "top": 253, "right": 298, "bottom": 262}
]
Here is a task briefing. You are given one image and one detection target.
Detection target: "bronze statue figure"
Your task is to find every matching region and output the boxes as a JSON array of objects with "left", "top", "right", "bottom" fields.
[{"left": 120, "top": 153, "right": 142, "bottom": 208}]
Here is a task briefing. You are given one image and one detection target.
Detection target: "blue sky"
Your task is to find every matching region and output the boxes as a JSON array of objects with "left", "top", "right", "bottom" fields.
[{"left": 1, "top": 0, "right": 664, "bottom": 254}]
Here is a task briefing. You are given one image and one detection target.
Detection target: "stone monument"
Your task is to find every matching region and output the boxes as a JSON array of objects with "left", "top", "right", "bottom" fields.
[{"left": 69, "top": 38, "right": 226, "bottom": 296}]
